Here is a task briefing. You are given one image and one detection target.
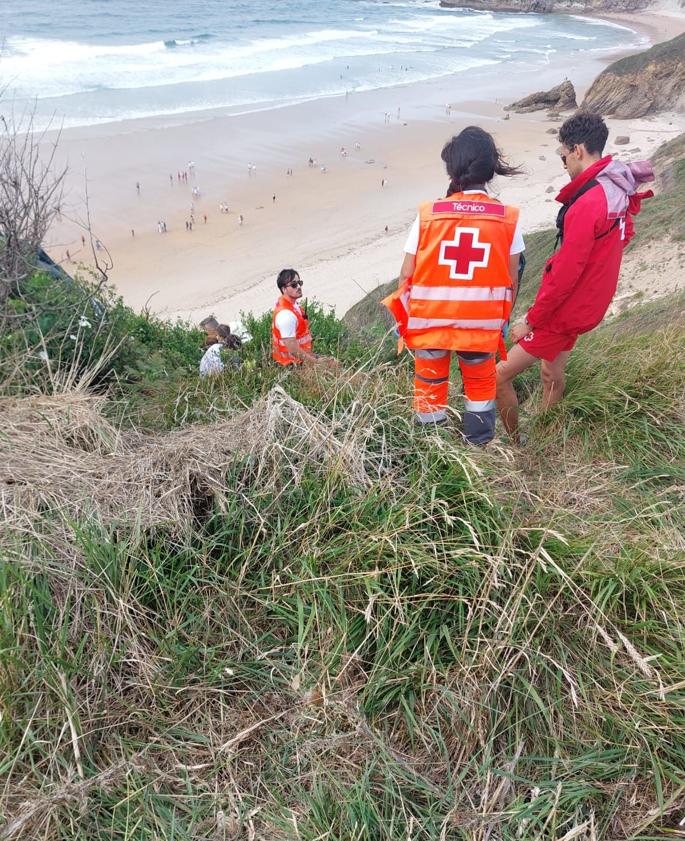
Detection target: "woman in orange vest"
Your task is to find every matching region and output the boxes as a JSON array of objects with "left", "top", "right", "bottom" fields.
[
  {"left": 271, "top": 268, "right": 335, "bottom": 367},
  {"left": 383, "top": 126, "right": 524, "bottom": 445}
]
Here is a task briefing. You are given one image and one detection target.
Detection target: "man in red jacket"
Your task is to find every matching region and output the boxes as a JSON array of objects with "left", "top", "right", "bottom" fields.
[{"left": 496, "top": 111, "right": 653, "bottom": 440}]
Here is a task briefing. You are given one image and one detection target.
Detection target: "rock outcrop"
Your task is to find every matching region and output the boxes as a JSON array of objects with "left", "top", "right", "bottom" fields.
[
  {"left": 582, "top": 33, "right": 685, "bottom": 118},
  {"left": 439, "top": 0, "right": 651, "bottom": 11},
  {"left": 505, "top": 81, "right": 577, "bottom": 113}
]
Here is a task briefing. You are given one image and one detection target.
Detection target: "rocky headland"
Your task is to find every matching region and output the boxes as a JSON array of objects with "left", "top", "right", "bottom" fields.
[
  {"left": 505, "top": 81, "right": 577, "bottom": 113},
  {"left": 582, "top": 32, "right": 685, "bottom": 118},
  {"left": 439, "top": 0, "right": 652, "bottom": 11}
]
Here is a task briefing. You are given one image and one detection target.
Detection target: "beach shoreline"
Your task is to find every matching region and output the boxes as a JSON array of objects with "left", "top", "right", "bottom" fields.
[{"left": 44, "top": 6, "right": 684, "bottom": 326}]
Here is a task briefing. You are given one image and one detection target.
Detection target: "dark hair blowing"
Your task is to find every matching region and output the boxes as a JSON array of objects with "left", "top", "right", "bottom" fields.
[
  {"left": 277, "top": 268, "right": 300, "bottom": 291},
  {"left": 558, "top": 110, "right": 608, "bottom": 156},
  {"left": 442, "top": 126, "right": 521, "bottom": 195}
]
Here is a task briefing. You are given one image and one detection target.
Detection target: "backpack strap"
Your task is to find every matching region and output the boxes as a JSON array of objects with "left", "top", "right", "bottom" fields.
[{"left": 554, "top": 178, "right": 599, "bottom": 248}]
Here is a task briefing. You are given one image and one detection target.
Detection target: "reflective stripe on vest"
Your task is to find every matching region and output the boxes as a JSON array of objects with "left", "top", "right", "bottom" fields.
[
  {"left": 272, "top": 296, "right": 312, "bottom": 365},
  {"left": 386, "top": 192, "right": 518, "bottom": 353},
  {"left": 408, "top": 317, "right": 506, "bottom": 331},
  {"left": 410, "top": 286, "right": 512, "bottom": 302}
]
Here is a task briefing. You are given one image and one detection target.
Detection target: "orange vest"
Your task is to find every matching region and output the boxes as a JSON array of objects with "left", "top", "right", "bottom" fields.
[
  {"left": 384, "top": 192, "right": 519, "bottom": 353},
  {"left": 272, "top": 296, "right": 313, "bottom": 365}
]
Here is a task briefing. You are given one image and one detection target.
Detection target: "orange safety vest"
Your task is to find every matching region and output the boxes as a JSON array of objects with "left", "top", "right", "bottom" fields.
[
  {"left": 272, "top": 296, "right": 313, "bottom": 365},
  {"left": 383, "top": 192, "right": 519, "bottom": 354}
]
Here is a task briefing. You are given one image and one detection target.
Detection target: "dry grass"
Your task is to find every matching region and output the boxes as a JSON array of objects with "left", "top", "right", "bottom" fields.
[{"left": 1, "top": 384, "right": 379, "bottom": 549}]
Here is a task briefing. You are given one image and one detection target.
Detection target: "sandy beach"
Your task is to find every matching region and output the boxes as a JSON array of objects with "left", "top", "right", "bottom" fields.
[{"left": 45, "top": 5, "right": 685, "bottom": 327}]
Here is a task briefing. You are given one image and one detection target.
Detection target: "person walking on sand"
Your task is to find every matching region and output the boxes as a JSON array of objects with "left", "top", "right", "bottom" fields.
[
  {"left": 496, "top": 111, "right": 654, "bottom": 442},
  {"left": 238, "top": 214, "right": 244, "bottom": 226},
  {"left": 383, "top": 126, "right": 524, "bottom": 445},
  {"left": 272, "top": 269, "right": 336, "bottom": 369}
]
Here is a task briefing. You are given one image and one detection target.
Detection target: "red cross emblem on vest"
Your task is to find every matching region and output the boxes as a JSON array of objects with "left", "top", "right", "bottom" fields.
[{"left": 438, "top": 227, "right": 491, "bottom": 281}]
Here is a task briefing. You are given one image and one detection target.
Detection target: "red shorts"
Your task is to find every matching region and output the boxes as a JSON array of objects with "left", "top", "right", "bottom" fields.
[{"left": 518, "top": 328, "right": 577, "bottom": 362}]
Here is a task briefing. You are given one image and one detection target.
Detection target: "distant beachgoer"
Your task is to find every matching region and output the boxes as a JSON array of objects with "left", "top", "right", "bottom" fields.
[
  {"left": 384, "top": 225, "right": 389, "bottom": 234},
  {"left": 203, "top": 214, "right": 207, "bottom": 224},
  {"left": 65, "top": 249, "right": 71, "bottom": 262},
  {"left": 272, "top": 194, "right": 276, "bottom": 203},
  {"left": 136, "top": 181, "right": 140, "bottom": 194},
  {"left": 170, "top": 174, "right": 174, "bottom": 184},
  {"left": 308, "top": 157, "right": 314, "bottom": 167},
  {"left": 381, "top": 178, "right": 387, "bottom": 188},
  {"left": 95, "top": 239, "right": 102, "bottom": 251},
  {"left": 131, "top": 228, "right": 135, "bottom": 238},
  {"left": 320, "top": 165, "right": 327, "bottom": 174},
  {"left": 354, "top": 142, "right": 361, "bottom": 150},
  {"left": 239, "top": 214, "right": 244, "bottom": 226},
  {"left": 397, "top": 107, "right": 401, "bottom": 120},
  {"left": 162, "top": 221, "right": 167, "bottom": 233},
  {"left": 81, "top": 235, "right": 86, "bottom": 247}
]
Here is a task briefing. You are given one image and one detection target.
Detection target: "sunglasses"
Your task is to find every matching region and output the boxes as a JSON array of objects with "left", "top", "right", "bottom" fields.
[
  {"left": 560, "top": 145, "right": 576, "bottom": 166},
  {"left": 287, "top": 280, "right": 304, "bottom": 288}
]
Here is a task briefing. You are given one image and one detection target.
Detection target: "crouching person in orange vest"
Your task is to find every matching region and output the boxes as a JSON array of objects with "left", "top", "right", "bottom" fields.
[
  {"left": 383, "top": 126, "right": 524, "bottom": 445},
  {"left": 272, "top": 268, "right": 336, "bottom": 368}
]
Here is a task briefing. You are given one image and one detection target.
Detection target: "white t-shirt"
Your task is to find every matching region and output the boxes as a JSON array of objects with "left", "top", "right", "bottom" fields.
[
  {"left": 403, "top": 190, "right": 525, "bottom": 255},
  {"left": 274, "top": 302, "right": 304, "bottom": 339},
  {"left": 199, "top": 343, "right": 224, "bottom": 376}
]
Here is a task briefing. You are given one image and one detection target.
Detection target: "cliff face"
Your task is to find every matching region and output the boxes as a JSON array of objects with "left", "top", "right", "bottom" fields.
[
  {"left": 582, "top": 33, "right": 685, "bottom": 118},
  {"left": 439, "top": 0, "right": 651, "bottom": 11}
]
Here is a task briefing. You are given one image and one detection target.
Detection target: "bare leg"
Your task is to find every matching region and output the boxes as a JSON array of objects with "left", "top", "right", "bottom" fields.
[
  {"left": 496, "top": 343, "right": 539, "bottom": 438},
  {"left": 540, "top": 350, "right": 572, "bottom": 410}
]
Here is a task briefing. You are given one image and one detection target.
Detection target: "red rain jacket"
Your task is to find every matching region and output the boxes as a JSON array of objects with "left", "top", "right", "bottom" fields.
[{"left": 526, "top": 155, "right": 653, "bottom": 336}]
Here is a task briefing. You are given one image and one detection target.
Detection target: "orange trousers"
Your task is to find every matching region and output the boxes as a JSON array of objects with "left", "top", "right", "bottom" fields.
[{"left": 414, "top": 349, "right": 497, "bottom": 444}]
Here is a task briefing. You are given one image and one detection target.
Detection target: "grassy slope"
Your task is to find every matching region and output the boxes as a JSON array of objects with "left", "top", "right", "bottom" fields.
[
  {"left": 1, "top": 143, "right": 685, "bottom": 841},
  {"left": 595, "top": 32, "right": 685, "bottom": 77}
]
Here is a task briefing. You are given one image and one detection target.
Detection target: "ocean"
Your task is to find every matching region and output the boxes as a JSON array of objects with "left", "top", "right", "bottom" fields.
[{"left": 0, "top": 0, "right": 642, "bottom": 129}]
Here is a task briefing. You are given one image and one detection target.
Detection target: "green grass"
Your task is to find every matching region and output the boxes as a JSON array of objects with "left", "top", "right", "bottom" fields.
[
  {"left": 596, "top": 32, "right": 685, "bottom": 78},
  {"left": 2, "top": 134, "right": 684, "bottom": 841},
  {"left": 2, "top": 289, "right": 685, "bottom": 840}
]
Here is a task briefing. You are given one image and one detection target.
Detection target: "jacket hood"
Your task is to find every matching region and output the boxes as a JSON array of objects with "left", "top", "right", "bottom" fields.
[
  {"left": 596, "top": 159, "right": 654, "bottom": 195},
  {"left": 556, "top": 156, "right": 655, "bottom": 218},
  {"left": 596, "top": 159, "right": 655, "bottom": 219}
]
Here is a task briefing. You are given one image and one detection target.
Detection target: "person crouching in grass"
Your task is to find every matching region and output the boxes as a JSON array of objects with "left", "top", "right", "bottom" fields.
[
  {"left": 200, "top": 324, "right": 240, "bottom": 377},
  {"left": 271, "top": 268, "right": 336, "bottom": 368}
]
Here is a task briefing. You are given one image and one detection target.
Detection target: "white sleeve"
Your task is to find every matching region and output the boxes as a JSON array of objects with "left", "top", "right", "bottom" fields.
[
  {"left": 199, "top": 344, "right": 224, "bottom": 376},
  {"left": 275, "top": 309, "right": 298, "bottom": 338},
  {"left": 510, "top": 218, "right": 525, "bottom": 255},
  {"left": 403, "top": 214, "right": 420, "bottom": 255}
]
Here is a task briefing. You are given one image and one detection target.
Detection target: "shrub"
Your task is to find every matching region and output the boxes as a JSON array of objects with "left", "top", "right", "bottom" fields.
[{"left": 1, "top": 271, "right": 204, "bottom": 391}]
